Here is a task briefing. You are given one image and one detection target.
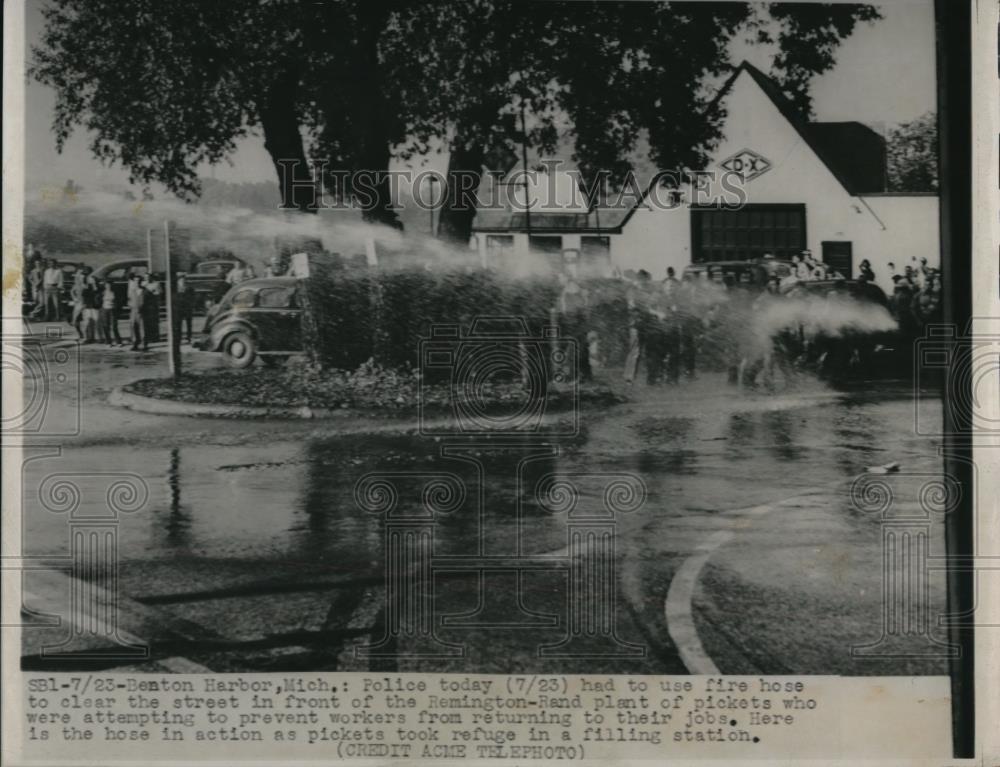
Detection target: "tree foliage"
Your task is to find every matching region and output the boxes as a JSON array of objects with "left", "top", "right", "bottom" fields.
[
  {"left": 885, "top": 112, "right": 938, "bottom": 193},
  {"left": 765, "top": 3, "right": 882, "bottom": 117},
  {"left": 32, "top": 1, "right": 882, "bottom": 236}
]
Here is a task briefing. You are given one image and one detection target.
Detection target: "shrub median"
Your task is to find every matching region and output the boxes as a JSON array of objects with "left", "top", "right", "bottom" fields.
[{"left": 122, "top": 362, "right": 627, "bottom": 417}]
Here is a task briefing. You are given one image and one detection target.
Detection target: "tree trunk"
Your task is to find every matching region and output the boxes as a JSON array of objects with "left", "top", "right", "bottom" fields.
[
  {"left": 308, "top": 2, "right": 402, "bottom": 230},
  {"left": 436, "top": 143, "right": 485, "bottom": 245},
  {"left": 260, "top": 67, "right": 317, "bottom": 213},
  {"left": 354, "top": 4, "right": 401, "bottom": 230},
  {"left": 357, "top": 137, "right": 402, "bottom": 230}
]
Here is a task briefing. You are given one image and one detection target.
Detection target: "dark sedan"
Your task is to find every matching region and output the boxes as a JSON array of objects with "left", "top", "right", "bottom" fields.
[
  {"left": 195, "top": 277, "right": 301, "bottom": 368},
  {"left": 91, "top": 259, "right": 150, "bottom": 315},
  {"left": 186, "top": 258, "right": 248, "bottom": 313},
  {"left": 684, "top": 257, "right": 795, "bottom": 289},
  {"left": 777, "top": 278, "right": 906, "bottom": 381}
]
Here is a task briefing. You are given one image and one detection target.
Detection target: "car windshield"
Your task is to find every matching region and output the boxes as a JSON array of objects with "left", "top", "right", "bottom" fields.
[
  {"left": 99, "top": 263, "right": 138, "bottom": 278},
  {"left": 197, "top": 262, "right": 230, "bottom": 276}
]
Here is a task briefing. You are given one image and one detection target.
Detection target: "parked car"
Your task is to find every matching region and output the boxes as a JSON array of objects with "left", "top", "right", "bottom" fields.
[
  {"left": 185, "top": 257, "right": 248, "bottom": 313},
  {"left": 683, "top": 257, "right": 795, "bottom": 289},
  {"left": 195, "top": 277, "right": 301, "bottom": 368},
  {"left": 777, "top": 278, "right": 906, "bottom": 381},
  {"left": 91, "top": 259, "right": 151, "bottom": 316},
  {"left": 779, "top": 277, "right": 891, "bottom": 306}
]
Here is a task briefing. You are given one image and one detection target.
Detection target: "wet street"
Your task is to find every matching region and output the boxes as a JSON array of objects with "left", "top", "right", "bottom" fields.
[{"left": 14, "top": 319, "right": 953, "bottom": 677}]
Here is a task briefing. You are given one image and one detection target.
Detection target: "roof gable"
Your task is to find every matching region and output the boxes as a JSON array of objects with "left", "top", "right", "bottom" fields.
[{"left": 722, "top": 62, "right": 887, "bottom": 195}]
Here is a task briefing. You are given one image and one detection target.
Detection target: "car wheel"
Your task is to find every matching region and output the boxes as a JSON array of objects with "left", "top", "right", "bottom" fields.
[{"left": 223, "top": 332, "right": 257, "bottom": 369}]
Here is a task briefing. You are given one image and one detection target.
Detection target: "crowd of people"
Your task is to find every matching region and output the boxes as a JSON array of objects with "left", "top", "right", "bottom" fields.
[
  {"left": 22, "top": 246, "right": 201, "bottom": 351},
  {"left": 885, "top": 257, "right": 943, "bottom": 332},
  {"left": 554, "top": 249, "right": 942, "bottom": 389},
  {"left": 21, "top": 241, "right": 283, "bottom": 351},
  {"left": 21, "top": 239, "right": 941, "bottom": 382}
]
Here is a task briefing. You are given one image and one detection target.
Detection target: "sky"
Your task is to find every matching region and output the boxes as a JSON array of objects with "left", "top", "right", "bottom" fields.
[{"left": 22, "top": 0, "right": 938, "bottom": 194}]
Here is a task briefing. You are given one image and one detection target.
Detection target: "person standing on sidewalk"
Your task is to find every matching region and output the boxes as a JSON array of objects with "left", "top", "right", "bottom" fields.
[
  {"left": 677, "top": 273, "right": 702, "bottom": 379},
  {"left": 80, "top": 274, "right": 100, "bottom": 343},
  {"left": 175, "top": 273, "right": 196, "bottom": 344},
  {"left": 69, "top": 263, "right": 87, "bottom": 331},
  {"left": 622, "top": 270, "right": 642, "bottom": 385},
  {"left": 858, "top": 259, "right": 875, "bottom": 283},
  {"left": 27, "top": 255, "right": 43, "bottom": 310},
  {"left": 40, "top": 258, "right": 64, "bottom": 321},
  {"left": 98, "top": 280, "right": 123, "bottom": 346},
  {"left": 72, "top": 266, "right": 97, "bottom": 338},
  {"left": 128, "top": 273, "right": 147, "bottom": 351},
  {"left": 143, "top": 274, "right": 161, "bottom": 343},
  {"left": 226, "top": 262, "right": 248, "bottom": 285},
  {"left": 558, "top": 273, "right": 592, "bottom": 383}
]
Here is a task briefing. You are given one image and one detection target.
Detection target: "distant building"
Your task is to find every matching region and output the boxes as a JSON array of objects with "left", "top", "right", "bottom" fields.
[{"left": 470, "top": 61, "right": 938, "bottom": 290}]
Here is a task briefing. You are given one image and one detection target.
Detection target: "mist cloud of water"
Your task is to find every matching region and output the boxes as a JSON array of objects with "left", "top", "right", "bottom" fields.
[
  {"left": 25, "top": 186, "right": 490, "bottom": 272},
  {"left": 756, "top": 293, "right": 897, "bottom": 340}
]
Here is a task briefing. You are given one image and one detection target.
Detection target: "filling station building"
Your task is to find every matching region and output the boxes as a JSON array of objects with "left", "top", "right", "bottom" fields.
[{"left": 469, "top": 61, "right": 939, "bottom": 293}]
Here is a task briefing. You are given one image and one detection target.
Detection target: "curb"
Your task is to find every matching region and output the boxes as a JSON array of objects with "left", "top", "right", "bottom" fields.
[
  {"left": 110, "top": 383, "right": 623, "bottom": 422},
  {"left": 109, "top": 387, "right": 348, "bottom": 420}
]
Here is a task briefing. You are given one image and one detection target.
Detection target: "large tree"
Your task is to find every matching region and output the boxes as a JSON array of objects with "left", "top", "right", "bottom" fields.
[
  {"left": 33, "top": 1, "right": 880, "bottom": 236},
  {"left": 387, "top": 2, "right": 882, "bottom": 243},
  {"left": 31, "top": 0, "right": 406, "bottom": 222},
  {"left": 32, "top": 1, "right": 316, "bottom": 210}
]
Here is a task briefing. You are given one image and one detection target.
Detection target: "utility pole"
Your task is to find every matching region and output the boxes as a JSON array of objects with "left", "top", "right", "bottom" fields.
[
  {"left": 163, "top": 220, "right": 181, "bottom": 379},
  {"left": 146, "top": 228, "right": 153, "bottom": 274},
  {"left": 427, "top": 175, "right": 439, "bottom": 237},
  {"left": 520, "top": 96, "right": 532, "bottom": 241}
]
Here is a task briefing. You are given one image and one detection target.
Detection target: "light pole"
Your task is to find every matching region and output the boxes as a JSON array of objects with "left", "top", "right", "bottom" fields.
[
  {"left": 427, "top": 175, "right": 439, "bottom": 238},
  {"left": 163, "top": 220, "right": 181, "bottom": 379},
  {"left": 520, "top": 95, "right": 531, "bottom": 240}
]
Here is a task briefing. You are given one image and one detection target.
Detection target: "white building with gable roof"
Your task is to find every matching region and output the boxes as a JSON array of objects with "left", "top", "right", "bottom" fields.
[{"left": 471, "top": 61, "right": 938, "bottom": 292}]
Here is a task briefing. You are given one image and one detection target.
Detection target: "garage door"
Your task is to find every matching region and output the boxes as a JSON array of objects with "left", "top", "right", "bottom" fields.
[{"left": 692, "top": 204, "right": 806, "bottom": 262}]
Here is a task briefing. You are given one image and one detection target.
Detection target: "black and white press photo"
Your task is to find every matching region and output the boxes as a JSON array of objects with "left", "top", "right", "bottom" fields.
[{"left": 2, "top": 0, "right": 986, "bottom": 763}]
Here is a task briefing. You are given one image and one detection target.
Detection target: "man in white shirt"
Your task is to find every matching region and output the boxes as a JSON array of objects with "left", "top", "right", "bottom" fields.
[
  {"left": 128, "top": 273, "right": 147, "bottom": 351},
  {"left": 40, "top": 259, "right": 64, "bottom": 321},
  {"left": 796, "top": 250, "right": 813, "bottom": 281},
  {"left": 70, "top": 263, "right": 89, "bottom": 330},
  {"left": 225, "top": 263, "right": 248, "bottom": 285}
]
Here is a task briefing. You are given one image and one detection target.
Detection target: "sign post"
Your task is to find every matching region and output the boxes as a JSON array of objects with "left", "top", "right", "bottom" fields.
[
  {"left": 427, "top": 175, "right": 438, "bottom": 237},
  {"left": 163, "top": 220, "right": 181, "bottom": 379}
]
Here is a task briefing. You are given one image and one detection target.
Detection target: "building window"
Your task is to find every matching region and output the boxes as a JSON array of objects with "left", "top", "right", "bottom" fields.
[
  {"left": 485, "top": 235, "right": 515, "bottom": 261},
  {"left": 529, "top": 235, "right": 563, "bottom": 274},
  {"left": 580, "top": 236, "right": 611, "bottom": 274},
  {"left": 691, "top": 204, "right": 806, "bottom": 262}
]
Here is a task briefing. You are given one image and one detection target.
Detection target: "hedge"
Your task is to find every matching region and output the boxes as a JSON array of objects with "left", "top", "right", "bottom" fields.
[{"left": 298, "top": 262, "right": 568, "bottom": 373}]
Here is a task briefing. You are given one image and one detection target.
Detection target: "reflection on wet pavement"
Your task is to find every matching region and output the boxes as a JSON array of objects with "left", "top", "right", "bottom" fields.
[{"left": 20, "top": 360, "right": 948, "bottom": 674}]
